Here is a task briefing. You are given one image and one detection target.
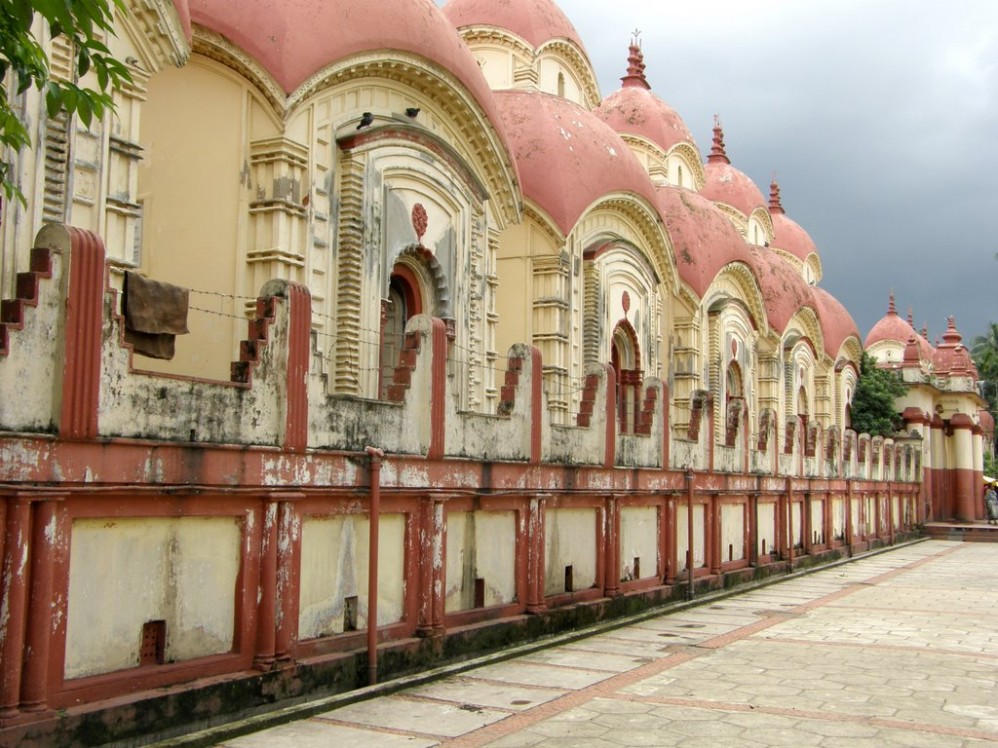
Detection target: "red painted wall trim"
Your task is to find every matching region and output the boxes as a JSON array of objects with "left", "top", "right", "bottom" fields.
[
  {"left": 60, "top": 228, "right": 105, "bottom": 440},
  {"left": 283, "top": 285, "right": 311, "bottom": 454},
  {"left": 427, "top": 318, "right": 447, "bottom": 461}
]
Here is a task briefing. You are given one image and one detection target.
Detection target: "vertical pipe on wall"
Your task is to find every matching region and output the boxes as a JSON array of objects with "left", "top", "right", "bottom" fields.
[{"left": 365, "top": 446, "right": 384, "bottom": 686}]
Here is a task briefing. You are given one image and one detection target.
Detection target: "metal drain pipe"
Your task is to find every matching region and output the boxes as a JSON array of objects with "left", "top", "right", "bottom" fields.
[{"left": 686, "top": 468, "right": 695, "bottom": 601}]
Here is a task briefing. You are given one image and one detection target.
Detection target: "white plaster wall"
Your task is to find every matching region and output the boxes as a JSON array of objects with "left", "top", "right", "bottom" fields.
[
  {"left": 831, "top": 497, "right": 846, "bottom": 541},
  {"left": 544, "top": 508, "right": 597, "bottom": 595},
  {"left": 298, "top": 513, "right": 405, "bottom": 640},
  {"left": 757, "top": 501, "right": 776, "bottom": 556},
  {"left": 675, "top": 504, "right": 705, "bottom": 571},
  {"left": 65, "top": 517, "right": 239, "bottom": 680},
  {"left": 810, "top": 498, "right": 824, "bottom": 545},
  {"left": 445, "top": 510, "right": 517, "bottom": 612},
  {"left": 790, "top": 502, "right": 803, "bottom": 548},
  {"left": 619, "top": 506, "right": 657, "bottom": 581},
  {"left": 850, "top": 497, "right": 861, "bottom": 537},
  {"left": 720, "top": 503, "right": 745, "bottom": 562}
]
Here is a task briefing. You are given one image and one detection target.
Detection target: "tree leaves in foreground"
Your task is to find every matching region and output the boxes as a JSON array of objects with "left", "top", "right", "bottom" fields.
[
  {"left": 972, "top": 322, "right": 998, "bottom": 421},
  {"left": 850, "top": 352, "right": 906, "bottom": 437},
  {"left": 0, "top": 0, "right": 132, "bottom": 203}
]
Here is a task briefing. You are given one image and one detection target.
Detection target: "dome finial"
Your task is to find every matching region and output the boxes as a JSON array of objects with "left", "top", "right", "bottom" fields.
[
  {"left": 708, "top": 114, "right": 729, "bottom": 164},
  {"left": 769, "top": 178, "right": 784, "bottom": 214},
  {"left": 887, "top": 290, "right": 896, "bottom": 315},
  {"left": 907, "top": 307, "right": 914, "bottom": 327},
  {"left": 621, "top": 30, "right": 649, "bottom": 90}
]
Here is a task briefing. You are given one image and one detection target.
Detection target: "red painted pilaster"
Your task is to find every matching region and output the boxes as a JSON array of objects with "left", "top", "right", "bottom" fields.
[
  {"left": 845, "top": 480, "right": 853, "bottom": 548},
  {"left": 748, "top": 493, "right": 758, "bottom": 565},
  {"left": 802, "top": 492, "right": 813, "bottom": 555},
  {"left": 274, "top": 493, "right": 303, "bottom": 663},
  {"left": 20, "top": 498, "right": 64, "bottom": 713},
  {"left": 254, "top": 500, "right": 278, "bottom": 670},
  {"left": 416, "top": 497, "right": 435, "bottom": 636},
  {"left": 661, "top": 498, "right": 673, "bottom": 583},
  {"left": 604, "top": 365, "right": 617, "bottom": 469},
  {"left": 528, "top": 346, "right": 543, "bottom": 464},
  {"left": 603, "top": 496, "right": 620, "bottom": 597},
  {"left": 427, "top": 318, "right": 448, "bottom": 461},
  {"left": 56, "top": 227, "right": 105, "bottom": 440},
  {"left": 526, "top": 496, "right": 546, "bottom": 613},
  {"left": 431, "top": 499, "right": 445, "bottom": 634},
  {"left": 0, "top": 498, "right": 31, "bottom": 719},
  {"left": 887, "top": 484, "right": 895, "bottom": 545},
  {"left": 282, "top": 284, "right": 311, "bottom": 454},
  {"left": 709, "top": 496, "right": 721, "bottom": 575}
]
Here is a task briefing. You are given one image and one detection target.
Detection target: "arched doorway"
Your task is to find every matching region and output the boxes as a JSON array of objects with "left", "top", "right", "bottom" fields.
[
  {"left": 610, "top": 321, "right": 641, "bottom": 433},
  {"left": 380, "top": 266, "right": 422, "bottom": 398}
]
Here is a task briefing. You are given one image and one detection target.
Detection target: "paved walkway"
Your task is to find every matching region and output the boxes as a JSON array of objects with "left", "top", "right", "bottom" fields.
[{"left": 214, "top": 540, "right": 998, "bottom": 747}]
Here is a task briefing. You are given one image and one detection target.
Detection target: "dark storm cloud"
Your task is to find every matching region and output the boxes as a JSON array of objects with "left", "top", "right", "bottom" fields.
[{"left": 573, "top": 0, "right": 998, "bottom": 342}]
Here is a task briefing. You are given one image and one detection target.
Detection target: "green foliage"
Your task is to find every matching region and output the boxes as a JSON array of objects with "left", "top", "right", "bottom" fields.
[
  {"left": 972, "top": 322, "right": 998, "bottom": 420},
  {"left": 0, "top": 0, "right": 131, "bottom": 203},
  {"left": 849, "top": 352, "right": 906, "bottom": 437}
]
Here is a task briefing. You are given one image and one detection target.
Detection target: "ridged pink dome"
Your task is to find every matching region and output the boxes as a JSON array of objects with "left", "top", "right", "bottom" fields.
[
  {"left": 189, "top": 0, "right": 498, "bottom": 105},
  {"left": 745, "top": 246, "right": 816, "bottom": 335},
  {"left": 700, "top": 122, "right": 766, "bottom": 217},
  {"left": 654, "top": 187, "right": 754, "bottom": 300},
  {"left": 495, "top": 90, "right": 657, "bottom": 235},
  {"left": 768, "top": 182, "right": 818, "bottom": 262},
  {"left": 595, "top": 43, "right": 696, "bottom": 154},
  {"left": 442, "top": 0, "right": 586, "bottom": 51},
  {"left": 809, "top": 286, "right": 860, "bottom": 359}
]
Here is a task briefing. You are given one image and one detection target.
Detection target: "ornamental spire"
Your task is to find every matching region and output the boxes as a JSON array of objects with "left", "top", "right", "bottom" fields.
[
  {"left": 768, "top": 179, "right": 784, "bottom": 214},
  {"left": 621, "top": 30, "right": 650, "bottom": 90},
  {"left": 708, "top": 114, "right": 730, "bottom": 164},
  {"left": 887, "top": 291, "right": 896, "bottom": 316}
]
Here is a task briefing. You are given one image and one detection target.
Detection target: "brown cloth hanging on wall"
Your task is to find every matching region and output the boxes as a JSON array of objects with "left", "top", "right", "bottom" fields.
[{"left": 123, "top": 271, "right": 190, "bottom": 359}]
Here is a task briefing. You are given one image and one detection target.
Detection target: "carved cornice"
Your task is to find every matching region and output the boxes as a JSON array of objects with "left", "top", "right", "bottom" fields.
[
  {"left": 192, "top": 27, "right": 286, "bottom": 114},
  {"left": 289, "top": 52, "right": 522, "bottom": 230},
  {"left": 122, "top": 0, "right": 190, "bottom": 72},
  {"left": 749, "top": 206, "right": 774, "bottom": 244},
  {"left": 668, "top": 143, "right": 706, "bottom": 190},
  {"left": 712, "top": 262, "right": 768, "bottom": 338}
]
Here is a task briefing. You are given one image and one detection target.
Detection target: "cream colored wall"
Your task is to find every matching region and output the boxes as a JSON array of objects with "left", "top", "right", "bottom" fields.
[
  {"left": 544, "top": 507, "right": 597, "bottom": 595},
  {"left": 537, "top": 57, "right": 583, "bottom": 105},
  {"left": 298, "top": 513, "right": 406, "bottom": 639},
  {"left": 720, "top": 503, "right": 745, "bottom": 562},
  {"left": 65, "top": 516, "right": 240, "bottom": 679},
  {"left": 495, "top": 220, "right": 553, "bottom": 371},
  {"left": 675, "top": 503, "right": 705, "bottom": 570},
  {"left": 757, "top": 501, "right": 776, "bottom": 556},
  {"left": 473, "top": 47, "right": 515, "bottom": 90},
  {"left": 137, "top": 59, "right": 271, "bottom": 379},
  {"left": 619, "top": 506, "right": 657, "bottom": 580},
  {"left": 445, "top": 510, "right": 518, "bottom": 612}
]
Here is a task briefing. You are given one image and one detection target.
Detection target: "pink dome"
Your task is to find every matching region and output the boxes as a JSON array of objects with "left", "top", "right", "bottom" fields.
[
  {"left": 188, "top": 0, "right": 497, "bottom": 106},
  {"left": 979, "top": 409, "right": 995, "bottom": 435},
  {"left": 768, "top": 182, "right": 818, "bottom": 262},
  {"left": 654, "top": 187, "right": 755, "bottom": 300},
  {"left": 495, "top": 90, "right": 657, "bottom": 236},
  {"left": 933, "top": 317, "right": 975, "bottom": 378},
  {"left": 744, "top": 247, "right": 816, "bottom": 334},
  {"left": 700, "top": 122, "right": 766, "bottom": 217},
  {"left": 809, "top": 286, "right": 860, "bottom": 359},
  {"left": 864, "top": 294, "right": 924, "bottom": 351},
  {"left": 443, "top": 0, "right": 586, "bottom": 51},
  {"left": 595, "top": 43, "right": 696, "bottom": 154}
]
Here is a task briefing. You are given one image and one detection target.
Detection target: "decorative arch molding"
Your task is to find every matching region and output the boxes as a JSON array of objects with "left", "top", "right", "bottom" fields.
[
  {"left": 748, "top": 206, "right": 775, "bottom": 244},
  {"left": 711, "top": 202, "right": 749, "bottom": 237},
  {"left": 523, "top": 202, "right": 567, "bottom": 246},
  {"left": 535, "top": 39, "right": 601, "bottom": 109},
  {"left": 770, "top": 248, "right": 804, "bottom": 273},
  {"left": 668, "top": 143, "right": 706, "bottom": 189},
  {"left": 757, "top": 407, "right": 777, "bottom": 452},
  {"left": 806, "top": 253, "right": 823, "bottom": 284},
  {"left": 290, "top": 52, "right": 522, "bottom": 229},
  {"left": 458, "top": 27, "right": 535, "bottom": 63},
  {"left": 783, "top": 307, "right": 824, "bottom": 362},
  {"left": 338, "top": 124, "right": 489, "bottom": 203},
  {"left": 192, "top": 27, "right": 287, "bottom": 116},
  {"left": 390, "top": 244, "right": 452, "bottom": 319},
  {"left": 575, "top": 193, "right": 677, "bottom": 296},
  {"left": 707, "top": 263, "right": 768, "bottom": 336},
  {"left": 120, "top": 0, "right": 190, "bottom": 73}
]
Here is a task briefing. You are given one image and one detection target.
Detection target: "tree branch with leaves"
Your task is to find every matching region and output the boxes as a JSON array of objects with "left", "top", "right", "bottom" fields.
[
  {"left": 849, "top": 352, "right": 907, "bottom": 437},
  {"left": 0, "top": 0, "right": 132, "bottom": 203}
]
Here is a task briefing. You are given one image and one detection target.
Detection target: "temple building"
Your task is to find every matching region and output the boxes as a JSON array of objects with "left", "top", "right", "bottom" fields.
[{"left": 0, "top": 0, "right": 985, "bottom": 743}]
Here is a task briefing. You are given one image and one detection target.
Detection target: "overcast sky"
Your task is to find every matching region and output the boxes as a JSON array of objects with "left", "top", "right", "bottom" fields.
[
  {"left": 445, "top": 0, "right": 998, "bottom": 345},
  {"left": 567, "top": 0, "right": 997, "bottom": 344}
]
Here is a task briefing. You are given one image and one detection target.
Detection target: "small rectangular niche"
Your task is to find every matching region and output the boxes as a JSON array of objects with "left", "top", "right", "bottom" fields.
[
  {"left": 140, "top": 620, "right": 166, "bottom": 666},
  {"left": 344, "top": 595, "right": 359, "bottom": 632},
  {"left": 633, "top": 556, "right": 641, "bottom": 579},
  {"left": 564, "top": 565, "right": 574, "bottom": 593},
  {"left": 474, "top": 578, "right": 485, "bottom": 609}
]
